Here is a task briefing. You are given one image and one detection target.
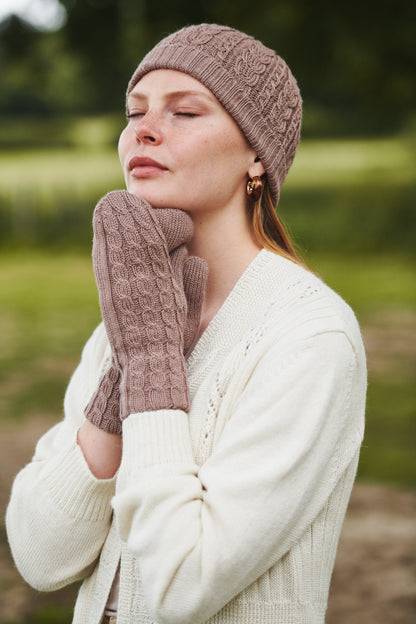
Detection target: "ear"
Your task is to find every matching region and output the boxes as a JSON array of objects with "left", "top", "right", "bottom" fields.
[{"left": 248, "top": 156, "right": 266, "bottom": 178}]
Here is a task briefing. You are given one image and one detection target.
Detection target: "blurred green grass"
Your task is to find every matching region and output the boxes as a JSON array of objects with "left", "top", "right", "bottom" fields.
[
  {"left": 309, "top": 253, "right": 416, "bottom": 317},
  {"left": 0, "top": 252, "right": 100, "bottom": 421}
]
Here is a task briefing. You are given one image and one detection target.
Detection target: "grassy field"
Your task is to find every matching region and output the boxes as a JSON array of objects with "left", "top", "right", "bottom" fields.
[{"left": 0, "top": 252, "right": 99, "bottom": 423}]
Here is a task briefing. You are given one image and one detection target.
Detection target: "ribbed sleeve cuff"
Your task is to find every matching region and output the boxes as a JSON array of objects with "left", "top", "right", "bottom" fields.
[
  {"left": 41, "top": 439, "right": 116, "bottom": 522},
  {"left": 122, "top": 410, "right": 194, "bottom": 469}
]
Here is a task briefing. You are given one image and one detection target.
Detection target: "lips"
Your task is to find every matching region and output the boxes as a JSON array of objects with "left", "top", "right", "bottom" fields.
[{"left": 128, "top": 156, "right": 168, "bottom": 176}]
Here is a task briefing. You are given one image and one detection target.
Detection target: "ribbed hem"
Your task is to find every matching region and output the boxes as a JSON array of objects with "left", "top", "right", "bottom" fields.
[
  {"left": 41, "top": 438, "right": 116, "bottom": 522},
  {"left": 122, "top": 410, "right": 194, "bottom": 469},
  {"left": 207, "top": 601, "right": 326, "bottom": 624}
]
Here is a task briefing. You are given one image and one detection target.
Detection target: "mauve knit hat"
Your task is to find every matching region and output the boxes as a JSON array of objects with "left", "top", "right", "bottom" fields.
[{"left": 127, "top": 24, "right": 302, "bottom": 205}]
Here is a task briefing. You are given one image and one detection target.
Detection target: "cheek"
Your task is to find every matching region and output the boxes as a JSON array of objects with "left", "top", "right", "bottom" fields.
[
  {"left": 196, "top": 132, "right": 250, "bottom": 183},
  {"left": 118, "top": 127, "right": 130, "bottom": 166},
  {"left": 206, "top": 123, "right": 249, "bottom": 162},
  {"left": 180, "top": 132, "right": 227, "bottom": 175}
]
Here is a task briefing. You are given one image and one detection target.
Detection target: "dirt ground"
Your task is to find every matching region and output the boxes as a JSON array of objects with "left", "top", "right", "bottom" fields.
[{"left": 1, "top": 417, "right": 415, "bottom": 624}]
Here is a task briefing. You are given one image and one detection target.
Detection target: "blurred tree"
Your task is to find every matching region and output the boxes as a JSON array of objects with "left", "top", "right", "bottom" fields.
[
  {"left": 0, "top": 0, "right": 414, "bottom": 133},
  {"left": 56, "top": 0, "right": 213, "bottom": 110},
  {"left": 0, "top": 14, "right": 89, "bottom": 113}
]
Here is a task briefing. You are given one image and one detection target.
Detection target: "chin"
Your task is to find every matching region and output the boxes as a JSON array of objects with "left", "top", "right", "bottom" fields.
[{"left": 126, "top": 183, "right": 186, "bottom": 211}]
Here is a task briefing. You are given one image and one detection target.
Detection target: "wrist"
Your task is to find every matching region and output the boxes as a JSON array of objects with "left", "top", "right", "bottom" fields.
[{"left": 77, "top": 420, "right": 122, "bottom": 479}]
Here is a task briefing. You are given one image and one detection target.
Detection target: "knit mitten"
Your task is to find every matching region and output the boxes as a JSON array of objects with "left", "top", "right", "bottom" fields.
[{"left": 86, "top": 191, "right": 207, "bottom": 425}]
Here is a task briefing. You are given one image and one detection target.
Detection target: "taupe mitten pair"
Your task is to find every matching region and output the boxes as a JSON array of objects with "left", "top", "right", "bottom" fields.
[{"left": 84, "top": 191, "right": 207, "bottom": 435}]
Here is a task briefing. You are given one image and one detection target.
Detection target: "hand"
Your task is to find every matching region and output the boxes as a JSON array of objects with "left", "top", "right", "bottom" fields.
[{"left": 84, "top": 191, "right": 207, "bottom": 430}]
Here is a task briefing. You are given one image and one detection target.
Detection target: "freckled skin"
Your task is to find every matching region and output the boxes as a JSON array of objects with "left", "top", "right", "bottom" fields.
[{"left": 118, "top": 69, "right": 261, "bottom": 216}]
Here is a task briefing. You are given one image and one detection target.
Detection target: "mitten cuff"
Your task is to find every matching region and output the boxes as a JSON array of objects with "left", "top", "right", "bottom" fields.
[
  {"left": 120, "top": 371, "right": 190, "bottom": 419},
  {"left": 84, "top": 366, "right": 122, "bottom": 435}
]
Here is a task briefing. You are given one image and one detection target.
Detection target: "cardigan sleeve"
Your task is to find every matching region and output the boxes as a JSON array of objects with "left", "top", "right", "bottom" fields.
[
  {"left": 113, "top": 329, "right": 366, "bottom": 624},
  {"left": 6, "top": 324, "right": 116, "bottom": 592}
]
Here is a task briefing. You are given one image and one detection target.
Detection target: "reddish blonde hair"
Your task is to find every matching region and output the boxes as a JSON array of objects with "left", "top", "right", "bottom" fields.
[{"left": 249, "top": 180, "right": 309, "bottom": 270}]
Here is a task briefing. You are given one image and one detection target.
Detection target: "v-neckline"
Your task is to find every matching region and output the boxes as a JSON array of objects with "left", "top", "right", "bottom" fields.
[{"left": 186, "top": 249, "right": 270, "bottom": 367}]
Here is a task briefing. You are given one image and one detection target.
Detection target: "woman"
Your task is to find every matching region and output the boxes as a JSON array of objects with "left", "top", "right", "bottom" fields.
[{"left": 6, "top": 24, "right": 366, "bottom": 624}]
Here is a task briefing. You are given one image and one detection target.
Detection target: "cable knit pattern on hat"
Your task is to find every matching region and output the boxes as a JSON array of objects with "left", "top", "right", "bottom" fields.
[{"left": 127, "top": 24, "right": 302, "bottom": 205}]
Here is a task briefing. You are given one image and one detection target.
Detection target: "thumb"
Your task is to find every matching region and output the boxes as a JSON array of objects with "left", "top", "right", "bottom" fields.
[
  {"left": 153, "top": 209, "right": 194, "bottom": 253},
  {"left": 182, "top": 256, "right": 208, "bottom": 353}
]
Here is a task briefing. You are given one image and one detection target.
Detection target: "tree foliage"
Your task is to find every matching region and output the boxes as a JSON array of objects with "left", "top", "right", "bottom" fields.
[{"left": 0, "top": 0, "right": 415, "bottom": 133}]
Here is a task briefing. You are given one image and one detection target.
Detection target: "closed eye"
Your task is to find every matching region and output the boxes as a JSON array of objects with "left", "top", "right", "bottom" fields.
[
  {"left": 126, "top": 112, "right": 145, "bottom": 120},
  {"left": 174, "top": 112, "right": 198, "bottom": 118}
]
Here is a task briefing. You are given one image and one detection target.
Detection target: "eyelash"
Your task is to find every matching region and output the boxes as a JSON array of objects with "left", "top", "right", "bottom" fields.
[
  {"left": 126, "top": 112, "right": 144, "bottom": 119},
  {"left": 126, "top": 111, "right": 198, "bottom": 120}
]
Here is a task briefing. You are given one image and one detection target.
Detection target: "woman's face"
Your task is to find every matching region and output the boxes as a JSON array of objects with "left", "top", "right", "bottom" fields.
[{"left": 118, "top": 69, "right": 259, "bottom": 214}]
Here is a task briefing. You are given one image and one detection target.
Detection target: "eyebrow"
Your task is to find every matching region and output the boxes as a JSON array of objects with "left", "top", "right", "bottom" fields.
[{"left": 127, "top": 90, "right": 216, "bottom": 103}]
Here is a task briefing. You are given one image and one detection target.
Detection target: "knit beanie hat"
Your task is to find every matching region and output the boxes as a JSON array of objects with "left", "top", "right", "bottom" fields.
[{"left": 127, "top": 24, "right": 302, "bottom": 206}]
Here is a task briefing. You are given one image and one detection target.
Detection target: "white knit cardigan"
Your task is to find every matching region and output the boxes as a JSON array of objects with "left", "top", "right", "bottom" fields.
[{"left": 7, "top": 250, "right": 366, "bottom": 624}]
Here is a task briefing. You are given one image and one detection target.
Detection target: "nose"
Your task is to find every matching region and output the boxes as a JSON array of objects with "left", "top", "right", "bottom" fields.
[{"left": 134, "top": 112, "right": 162, "bottom": 146}]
